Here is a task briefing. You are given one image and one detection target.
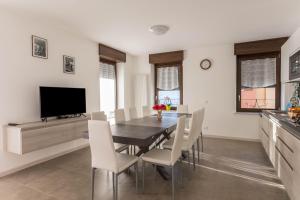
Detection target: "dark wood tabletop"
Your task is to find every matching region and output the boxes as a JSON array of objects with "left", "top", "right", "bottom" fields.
[
  {"left": 161, "top": 112, "right": 192, "bottom": 118},
  {"left": 111, "top": 124, "right": 166, "bottom": 147},
  {"left": 111, "top": 115, "right": 180, "bottom": 155},
  {"left": 118, "top": 116, "right": 178, "bottom": 128}
]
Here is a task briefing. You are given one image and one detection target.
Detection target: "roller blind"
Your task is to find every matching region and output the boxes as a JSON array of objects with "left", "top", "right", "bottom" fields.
[
  {"left": 100, "top": 62, "right": 115, "bottom": 80},
  {"left": 241, "top": 58, "right": 276, "bottom": 88},
  {"left": 157, "top": 66, "right": 179, "bottom": 90}
]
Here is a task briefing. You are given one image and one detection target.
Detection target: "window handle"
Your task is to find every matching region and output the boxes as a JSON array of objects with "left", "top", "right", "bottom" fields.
[{"left": 238, "top": 95, "right": 241, "bottom": 102}]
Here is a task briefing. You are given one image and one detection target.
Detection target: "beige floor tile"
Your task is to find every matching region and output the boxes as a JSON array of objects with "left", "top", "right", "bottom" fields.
[{"left": 0, "top": 138, "right": 291, "bottom": 200}]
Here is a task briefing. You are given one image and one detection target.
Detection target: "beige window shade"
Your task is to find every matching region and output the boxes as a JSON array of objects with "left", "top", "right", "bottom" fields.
[
  {"left": 157, "top": 66, "right": 179, "bottom": 90},
  {"left": 100, "top": 62, "right": 115, "bottom": 80},
  {"left": 241, "top": 58, "right": 276, "bottom": 88}
]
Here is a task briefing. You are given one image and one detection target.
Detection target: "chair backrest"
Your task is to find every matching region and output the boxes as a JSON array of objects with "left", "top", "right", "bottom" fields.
[
  {"left": 142, "top": 106, "right": 151, "bottom": 117},
  {"left": 91, "top": 111, "right": 107, "bottom": 121},
  {"left": 88, "top": 120, "right": 117, "bottom": 172},
  {"left": 115, "top": 109, "right": 126, "bottom": 123},
  {"left": 177, "top": 105, "right": 188, "bottom": 114},
  {"left": 171, "top": 116, "right": 186, "bottom": 165},
  {"left": 186, "top": 108, "right": 205, "bottom": 148},
  {"left": 129, "top": 107, "right": 138, "bottom": 119}
]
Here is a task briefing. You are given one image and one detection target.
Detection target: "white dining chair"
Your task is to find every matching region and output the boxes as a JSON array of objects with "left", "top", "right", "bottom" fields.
[
  {"left": 115, "top": 109, "right": 126, "bottom": 123},
  {"left": 128, "top": 107, "right": 140, "bottom": 154},
  {"left": 115, "top": 108, "right": 137, "bottom": 154},
  {"left": 91, "top": 111, "right": 129, "bottom": 153},
  {"left": 142, "top": 106, "right": 151, "bottom": 117},
  {"left": 91, "top": 111, "right": 107, "bottom": 121},
  {"left": 177, "top": 105, "right": 188, "bottom": 114},
  {"left": 187, "top": 108, "right": 205, "bottom": 162},
  {"left": 183, "top": 107, "right": 205, "bottom": 161},
  {"left": 163, "top": 108, "right": 204, "bottom": 169},
  {"left": 141, "top": 116, "right": 186, "bottom": 200},
  {"left": 129, "top": 107, "right": 138, "bottom": 119},
  {"left": 89, "top": 120, "right": 139, "bottom": 200}
]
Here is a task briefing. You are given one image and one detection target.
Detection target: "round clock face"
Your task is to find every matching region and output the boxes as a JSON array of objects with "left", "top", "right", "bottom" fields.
[{"left": 200, "top": 59, "right": 211, "bottom": 70}]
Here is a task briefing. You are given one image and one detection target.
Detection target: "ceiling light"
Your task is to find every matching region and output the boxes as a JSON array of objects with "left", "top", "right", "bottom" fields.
[{"left": 149, "top": 25, "right": 169, "bottom": 35}]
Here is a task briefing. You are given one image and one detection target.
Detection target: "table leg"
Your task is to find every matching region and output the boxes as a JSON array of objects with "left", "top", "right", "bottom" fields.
[{"left": 136, "top": 146, "right": 149, "bottom": 157}]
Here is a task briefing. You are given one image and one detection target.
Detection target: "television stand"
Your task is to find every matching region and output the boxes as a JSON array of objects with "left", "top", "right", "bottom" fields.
[{"left": 6, "top": 114, "right": 90, "bottom": 155}]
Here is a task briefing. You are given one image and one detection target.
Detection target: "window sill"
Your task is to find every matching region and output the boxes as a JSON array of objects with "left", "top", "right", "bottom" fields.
[{"left": 233, "top": 112, "right": 260, "bottom": 115}]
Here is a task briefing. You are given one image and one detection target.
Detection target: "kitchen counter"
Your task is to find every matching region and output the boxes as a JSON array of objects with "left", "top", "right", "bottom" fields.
[{"left": 262, "top": 110, "right": 300, "bottom": 140}]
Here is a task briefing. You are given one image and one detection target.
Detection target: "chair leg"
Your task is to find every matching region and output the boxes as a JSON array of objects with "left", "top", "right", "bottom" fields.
[
  {"left": 201, "top": 132, "right": 204, "bottom": 152},
  {"left": 197, "top": 137, "right": 200, "bottom": 163},
  {"left": 142, "top": 161, "right": 145, "bottom": 192},
  {"left": 115, "top": 174, "right": 118, "bottom": 200},
  {"left": 134, "top": 163, "right": 138, "bottom": 193},
  {"left": 179, "top": 157, "right": 183, "bottom": 186},
  {"left": 91, "top": 168, "right": 96, "bottom": 200},
  {"left": 112, "top": 173, "right": 115, "bottom": 200},
  {"left": 192, "top": 145, "right": 196, "bottom": 170},
  {"left": 171, "top": 166, "right": 175, "bottom": 200},
  {"left": 187, "top": 151, "right": 191, "bottom": 167}
]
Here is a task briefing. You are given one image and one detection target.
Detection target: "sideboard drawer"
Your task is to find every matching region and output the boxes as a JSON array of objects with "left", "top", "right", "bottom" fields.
[
  {"left": 276, "top": 136, "right": 294, "bottom": 168},
  {"left": 262, "top": 115, "right": 270, "bottom": 136},
  {"left": 277, "top": 127, "right": 296, "bottom": 151},
  {"left": 261, "top": 128, "right": 270, "bottom": 156}
]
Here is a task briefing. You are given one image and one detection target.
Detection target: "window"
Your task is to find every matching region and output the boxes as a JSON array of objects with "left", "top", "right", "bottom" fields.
[
  {"left": 155, "top": 63, "right": 183, "bottom": 108},
  {"left": 236, "top": 53, "right": 280, "bottom": 112},
  {"left": 99, "top": 59, "right": 117, "bottom": 119}
]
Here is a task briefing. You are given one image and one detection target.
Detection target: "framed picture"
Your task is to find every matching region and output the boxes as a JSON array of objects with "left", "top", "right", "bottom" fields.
[
  {"left": 32, "top": 35, "right": 48, "bottom": 59},
  {"left": 63, "top": 55, "right": 75, "bottom": 74}
]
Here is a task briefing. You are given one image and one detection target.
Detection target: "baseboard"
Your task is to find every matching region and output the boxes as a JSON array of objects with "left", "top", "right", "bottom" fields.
[
  {"left": 0, "top": 139, "right": 89, "bottom": 177},
  {"left": 203, "top": 134, "right": 260, "bottom": 142}
]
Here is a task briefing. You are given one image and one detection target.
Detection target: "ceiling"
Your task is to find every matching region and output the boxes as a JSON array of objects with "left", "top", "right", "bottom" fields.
[{"left": 1, "top": 0, "right": 300, "bottom": 55}]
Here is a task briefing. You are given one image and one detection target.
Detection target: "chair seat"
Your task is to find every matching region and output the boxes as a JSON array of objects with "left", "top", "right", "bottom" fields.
[
  {"left": 163, "top": 136, "right": 189, "bottom": 151},
  {"left": 184, "top": 128, "right": 190, "bottom": 135},
  {"left": 170, "top": 129, "right": 190, "bottom": 138},
  {"left": 116, "top": 153, "right": 139, "bottom": 173},
  {"left": 142, "top": 149, "right": 172, "bottom": 166}
]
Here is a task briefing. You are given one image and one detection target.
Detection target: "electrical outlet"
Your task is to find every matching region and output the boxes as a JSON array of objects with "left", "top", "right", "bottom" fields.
[{"left": 204, "top": 126, "right": 208, "bottom": 130}]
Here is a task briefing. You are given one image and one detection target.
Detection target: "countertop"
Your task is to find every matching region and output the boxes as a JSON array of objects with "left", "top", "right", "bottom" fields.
[{"left": 262, "top": 110, "right": 300, "bottom": 140}]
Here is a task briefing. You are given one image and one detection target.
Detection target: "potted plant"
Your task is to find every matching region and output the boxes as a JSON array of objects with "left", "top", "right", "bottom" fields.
[{"left": 152, "top": 104, "right": 166, "bottom": 121}]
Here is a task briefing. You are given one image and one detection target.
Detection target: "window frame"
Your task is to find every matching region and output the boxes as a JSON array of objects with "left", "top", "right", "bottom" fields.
[
  {"left": 236, "top": 52, "right": 281, "bottom": 112},
  {"left": 100, "top": 58, "right": 118, "bottom": 110},
  {"left": 154, "top": 62, "right": 183, "bottom": 109}
]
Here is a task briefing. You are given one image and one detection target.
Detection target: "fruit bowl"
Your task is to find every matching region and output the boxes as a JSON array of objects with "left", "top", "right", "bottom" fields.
[{"left": 288, "top": 107, "right": 300, "bottom": 122}]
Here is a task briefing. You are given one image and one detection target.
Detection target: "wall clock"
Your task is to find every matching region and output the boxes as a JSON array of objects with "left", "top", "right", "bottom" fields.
[{"left": 200, "top": 59, "right": 212, "bottom": 70}]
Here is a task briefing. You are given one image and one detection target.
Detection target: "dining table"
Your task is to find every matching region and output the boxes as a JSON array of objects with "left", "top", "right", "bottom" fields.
[{"left": 111, "top": 112, "right": 192, "bottom": 179}]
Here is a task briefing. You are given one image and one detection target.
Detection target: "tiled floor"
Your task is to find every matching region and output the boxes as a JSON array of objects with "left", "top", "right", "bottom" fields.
[{"left": 0, "top": 138, "right": 290, "bottom": 200}]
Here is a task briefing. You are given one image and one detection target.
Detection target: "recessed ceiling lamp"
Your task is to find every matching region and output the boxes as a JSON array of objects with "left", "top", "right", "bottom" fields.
[{"left": 149, "top": 25, "right": 169, "bottom": 35}]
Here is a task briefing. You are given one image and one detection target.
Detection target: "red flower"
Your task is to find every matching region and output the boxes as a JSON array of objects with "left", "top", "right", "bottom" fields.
[{"left": 152, "top": 104, "right": 166, "bottom": 111}]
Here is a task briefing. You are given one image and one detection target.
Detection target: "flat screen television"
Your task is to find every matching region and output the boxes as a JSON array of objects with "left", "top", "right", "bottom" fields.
[{"left": 40, "top": 86, "right": 86, "bottom": 118}]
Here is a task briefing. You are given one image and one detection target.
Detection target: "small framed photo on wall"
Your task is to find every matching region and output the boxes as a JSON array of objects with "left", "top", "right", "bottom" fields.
[
  {"left": 32, "top": 35, "right": 48, "bottom": 59},
  {"left": 63, "top": 55, "right": 75, "bottom": 74}
]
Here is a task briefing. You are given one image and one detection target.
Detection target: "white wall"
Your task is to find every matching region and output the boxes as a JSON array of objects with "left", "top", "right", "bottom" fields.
[
  {"left": 117, "top": 54, "right": 136, "bottom": 119},
  {"left": 133, "top": 55, "right": 155, "bottom": 107},
  {"left": 133, "top": 45, "right": 260, "bottom": 140},
  {"left": 183, "top": 45, "right": 259, "bottom": 139},
  {"left": 281, "top": 27, "right": 300, "bottom": 108},
  {"left": 0, "top": 9, "right": 99, "bottom": 175},
  {"left": 123, "top": 55, "right": 135, "bottom": 108}
]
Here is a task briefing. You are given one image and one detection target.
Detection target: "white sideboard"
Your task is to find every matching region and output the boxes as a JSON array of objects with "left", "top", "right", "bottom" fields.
[
  {"left": 260, "top": 112, "right": 300, "bottom": 200},
  {"left": 6, "top": 115, "right": 90, "bottom": 155}
]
